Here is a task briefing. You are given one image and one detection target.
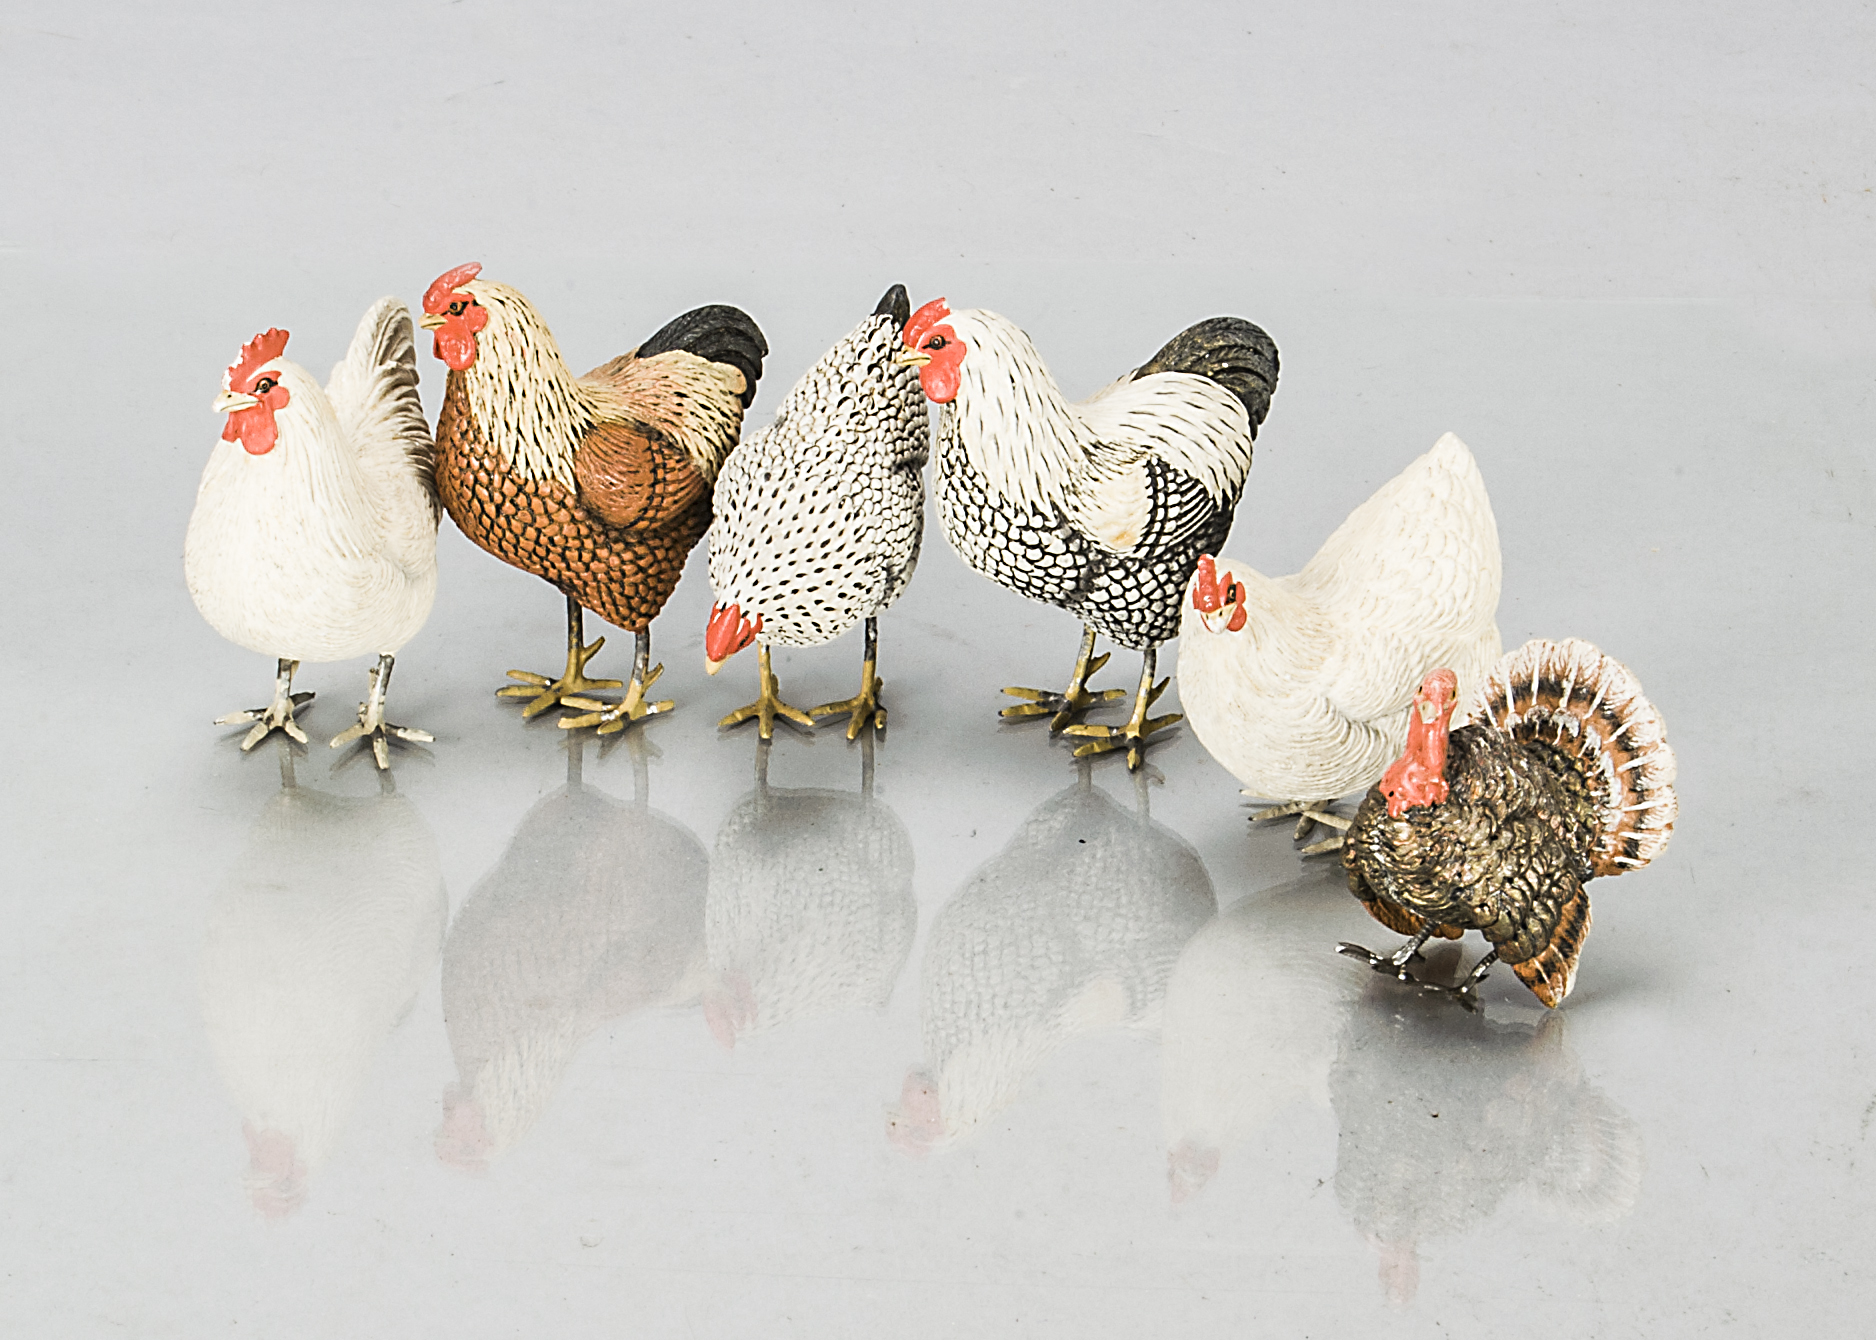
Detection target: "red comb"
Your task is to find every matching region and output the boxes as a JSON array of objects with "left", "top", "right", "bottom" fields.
[
  {"left": 1192, "top": 554, "right": 1224, "bottom": 612},
  {"left": 903, "top": 297, "right": 951, "bottom": 349},
  {"left": 424, "top": 261, "right": 482, "bottom": 314},
  {"left": 705, "top": 602, "right": 761, "bottom": 663},
  {"left": 228, "top": 328, "right": 290, "bottom": 393}
]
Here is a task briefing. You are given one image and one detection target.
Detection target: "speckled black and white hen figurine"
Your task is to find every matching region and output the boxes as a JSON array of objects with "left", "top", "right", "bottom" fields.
[{"left": 704, "top": 285, "right": 928, "bottom": 739}]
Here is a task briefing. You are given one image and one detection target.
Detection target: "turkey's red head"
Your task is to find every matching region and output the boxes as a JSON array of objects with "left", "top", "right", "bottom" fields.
[
  {"left": 421, "top": 262, "right": 489, "bottom": 371},
  {"left": 1192, "top": 554, "right": 1248, "bottom": 634},
  {"left": 1381, "top": 669, "right": 1459, "bottom": 817},
  {"left": 217, "top": 328, "right": 292, "bottom": 456},
  {"left": 898, "top": 297, "right": 964, "bottom": 403},
  {"left": 705, "top": 602, "right": 761, "bottom": 671}
]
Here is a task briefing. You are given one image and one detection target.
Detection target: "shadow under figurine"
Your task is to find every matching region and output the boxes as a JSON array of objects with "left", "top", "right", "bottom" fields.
[{"left": 1339, "top": 638, "right": 1678, "bottom": 1009}]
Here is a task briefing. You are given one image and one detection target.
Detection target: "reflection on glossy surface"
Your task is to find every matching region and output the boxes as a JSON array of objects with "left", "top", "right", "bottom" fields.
[
  {"left": 199, "top": 746, "right": 448, "bottom": 1218},
  {"left": 1330, "top": 972, "right": 1644, "bottom": 1305},
  {"left": 703, "top": 737, "right": 915, "bottom": 1045},
  {"left": 435, "top": 738, "right": 707, "bottom": 1169},
  {"left": 1160, "top": 867, "right": 1361, "bottom": 1202},
  {"left": 890, "top": 767, "right": 1216, "bottom": 1153}
]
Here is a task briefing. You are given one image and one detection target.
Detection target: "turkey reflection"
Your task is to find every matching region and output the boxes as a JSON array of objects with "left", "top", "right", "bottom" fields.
[
  {"left": 1159, "top": 868, "right": 1362, "bottom": 1202},
  {"left": 1330, "top": 978, "right": 1643, "bottom": 1305},
  {"left": 200, "top": 746, "right": 447, "bottom": 1219},
  {"left": 889, "top": 767, "right": 1215, "bottom": 1153},
  {"left": 703, "top": 736, "right": 915, "bottom": 1046},
  {"left": 435, "top": 736, "right": 707, "bottom": 1170}
]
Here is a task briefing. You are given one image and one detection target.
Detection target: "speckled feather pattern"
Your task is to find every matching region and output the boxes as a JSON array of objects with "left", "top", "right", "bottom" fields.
[
  {"left": 1344, "top": 638, "right": 1677, "bottom": 1005},
  {"left": 1177, "top": 433, "right": 1503, "bottom": 802},
  {"left": 185, "top": 298, "right": 439, "bottom": 663},
  {"left": 708, "top": 312, "right": 928, "bottom": 645},
  {"left": 932, "top": 309, "right": 1270, "bottom": 651}
]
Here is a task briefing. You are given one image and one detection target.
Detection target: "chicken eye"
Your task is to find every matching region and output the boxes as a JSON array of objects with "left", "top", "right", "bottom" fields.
[
  {"left": 253, "top": 377, "right": 276, "bottom": 394},
  {"left": 448, "top": 300, "right": 467, "bottom": 316},
  {"left": 925, "top": 335, "right": 948, "bottom": 351}
]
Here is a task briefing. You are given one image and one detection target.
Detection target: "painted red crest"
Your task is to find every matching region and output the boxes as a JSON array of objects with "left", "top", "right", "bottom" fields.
[
  {"left": 1191, "top": 554, "right": 1248, "bottom": 632},
  {"left": 423, "top": 261, "right": 483, "bottom": 315},
  {"left": 903, "top": 297, "right": 951, "bottom": 350},
  {"left": 227, "top": 328, "right": 290, "bottom": 394}
]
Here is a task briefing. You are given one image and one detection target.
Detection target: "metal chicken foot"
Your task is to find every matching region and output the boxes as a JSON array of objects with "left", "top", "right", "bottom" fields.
[
  {"left": 1001, "top": 625, "right": 1127, "bottom": 731},
  {"left": 216, "top": 657, "right": 315, "bottom": 751}
]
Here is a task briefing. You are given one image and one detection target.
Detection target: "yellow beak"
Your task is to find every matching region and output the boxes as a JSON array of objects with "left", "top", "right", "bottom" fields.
[
  {"left": 418, "top": 312, "right": 446, "bottom": 330},
  {"left": 893, "top": 348, "right": 931, "bottom": 368},
  {"left": 705, "top": 656, "right": 726, "bottom": 675},
  {"left": 213, "top": 390, "right": 259, "bottom": 413}
]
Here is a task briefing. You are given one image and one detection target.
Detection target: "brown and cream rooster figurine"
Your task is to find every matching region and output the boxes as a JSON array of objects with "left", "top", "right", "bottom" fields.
[
  {"left": 898, "top": 300, "right": 1278, "bottom": 768},
  {"left": 421, "top": 263, "right": 766, "bottom": 732},
  {"left": 1339, "top": 639, "right": 1678, "bottom": 1008}
]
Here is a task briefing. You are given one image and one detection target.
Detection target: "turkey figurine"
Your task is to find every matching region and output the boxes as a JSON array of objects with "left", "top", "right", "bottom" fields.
[
  {"left": 1178, "top": 432, "right": 1502, "bottom": 854},
  {"left": 897, "top": 300, "right": 1278, "bottom": 768},
  {"left": 705, "top": 284, "right": 928, "bottom": 739},
  {"left": 185, "top": 300, "right": 439, "bottom": 770},
  {"left": 1339, "top": 639, "right": 1679, "bottom": 1008},
  {"left": 421, "top": 263, "right": 767, "bottom": 732}
]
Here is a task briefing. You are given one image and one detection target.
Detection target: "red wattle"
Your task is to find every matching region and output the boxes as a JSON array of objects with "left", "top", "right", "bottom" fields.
[{"left": 436, "top": 325, "right": 478, "bottom": 371}]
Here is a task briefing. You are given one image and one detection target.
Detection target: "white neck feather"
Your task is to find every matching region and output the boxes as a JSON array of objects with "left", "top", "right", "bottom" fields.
[
  {"left": 461, "top": 280, "right": 593, "bottom": 491},
  {"left": 942, "top": 310, "right": 1094, "bottom": 512}
]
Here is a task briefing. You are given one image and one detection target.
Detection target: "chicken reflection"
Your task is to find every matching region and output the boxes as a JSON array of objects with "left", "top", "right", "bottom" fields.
[
  {"left": 199, "top": 747, "right": 447, "bottom": 1218},
  {"left": 1330, "top": 975, "right": 1644, "bottom": 1305},
  {"left": 1159, "top": 868, "right": 1363, "bottom": 1202},
  {"left": 890, "top": 767, "right": 1216, "bottom": 1153},
  {"left": 435, "top": 737, "right": 707, "bottom": 1169},
  {"left": 703, "top": 737, "right": 916, "bottom": 1046}
]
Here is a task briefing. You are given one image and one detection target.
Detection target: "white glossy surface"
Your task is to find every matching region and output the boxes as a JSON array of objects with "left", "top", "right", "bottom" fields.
[{"left": 2, "top": 4, "right": 1870, "bottom": 1335}]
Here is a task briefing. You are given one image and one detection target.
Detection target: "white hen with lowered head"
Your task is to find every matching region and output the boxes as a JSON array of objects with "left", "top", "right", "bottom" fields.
[
  {"left": 1175, "top": 432, "right": 1501, "bottom": 853},
  {"left": 185, "top": 298, "right": 439, "bottom": 768}
]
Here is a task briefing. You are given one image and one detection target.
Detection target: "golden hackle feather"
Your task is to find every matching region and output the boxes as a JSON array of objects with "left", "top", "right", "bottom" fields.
[{"left": 1475, "top": 638, "right": 1678, "bottom": 878}]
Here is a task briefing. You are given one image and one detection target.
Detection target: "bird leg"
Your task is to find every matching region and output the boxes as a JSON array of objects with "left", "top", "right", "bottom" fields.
[
  {"left": 1063, "top": 649, "right": 1183, "bottom": 771},
  {"left": 1337, "top": 922, "right": 1441, "bottom": 982},
  {"left": 717, "top": 644, "right": 815, "bottom": 740},
  {"left": 1423, "top": 950, "right": 1497, "bottom": 1011},
  {"left": 561, "top": 628, "right": 673, "bottom": 735},
  {"left": 329, "top": 654, "right": 433, "bottom": 770},
  {"left": 1000, "top": 625, "right": 1127, "bottom": 731},
  {"left": 810, "top": 616, "right": 887, "bottom": 739},
  {"left": 1247, "top": 796, "right": 1353, "bottom": 856},
  {"left": 497, "top": 595, "right": 624, "bottom": 718},
  {"left": 216, "top": 657, "right": 314, "bottom": 751}
]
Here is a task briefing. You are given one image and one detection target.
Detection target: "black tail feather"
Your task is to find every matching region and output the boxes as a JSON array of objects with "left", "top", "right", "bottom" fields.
[
  {"left": 638, "top": 304, "right": 769, "bottom": 407},
  {"left": 1132, "top": 317, "right": 1279, "bottom": 437},
  {"left": 874, "top": 283, "right": 911, "bottom": 329}
]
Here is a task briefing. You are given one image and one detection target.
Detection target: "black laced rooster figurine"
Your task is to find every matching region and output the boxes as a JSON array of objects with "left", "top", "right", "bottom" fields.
[{"left": 1339, "top": 638, "right": 1678, "bottom": 1008}]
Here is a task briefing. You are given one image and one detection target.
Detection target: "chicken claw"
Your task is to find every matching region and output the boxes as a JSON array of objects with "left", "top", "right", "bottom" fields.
[
  {"left": 1001, "top": 625, "right": 1126, "bottom": 731},
  {"left": 718, "top": 645, "right": 814, "bottom": 740},
  {"left": 217, "top": 657, "right": 314, "bottom": 751},
  {"left": 810, "top": 617, "right": 888, "bottom": 739},
  {"left": 1248, "top": 797, "right": 1353, "bottom": 855},
  {"left": 497, "top": 597, "right": 624, "bottom": 718},
  {"left": 1337, "top": 935, "right": 1496, "bottom": 1011},
  {"left": 561, "top": 663, "right": 674, "bottom": 736},
  {"left": 1063, "top": 649, "right": 1181, "bottom": 771},
  {"left": 329, "top": 654, "right": 432, "bottom": 770}
]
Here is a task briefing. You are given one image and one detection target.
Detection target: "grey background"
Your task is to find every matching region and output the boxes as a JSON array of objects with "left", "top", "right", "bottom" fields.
[{"left": 2, "top": 2, "right": 1871, "bottom": 1335}]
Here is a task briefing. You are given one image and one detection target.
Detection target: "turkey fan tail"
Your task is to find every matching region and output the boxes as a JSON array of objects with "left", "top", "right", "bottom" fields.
[
  {"left": 1131, "top": 317, "right": 1280, "bottom": 437},
  {"left": 1475, "top": 639, "right": 1678, "bottom": 878},
  {"left": 873, "top": 283, "right": 911, "bottom": 329},
  {"left": 637, "top": 305, "right": 770, "bottom": 407}
]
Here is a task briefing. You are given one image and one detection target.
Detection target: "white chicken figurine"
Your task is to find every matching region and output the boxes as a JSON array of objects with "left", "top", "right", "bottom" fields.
[
  {"left": 1176, "top": 432, "right": 1502, "bottom": 853},
  {"left": 185, "top": 299, "right": 439, "bottom": 769},
  {"left": 897, "top": 299, "right": 1277, "bottom": 768},
  {"left": 704, "top": 284, "right": 928, "bottom": 738}
]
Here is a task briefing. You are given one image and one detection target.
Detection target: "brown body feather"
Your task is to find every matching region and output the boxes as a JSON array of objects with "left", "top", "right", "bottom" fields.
[{"left": 1344, "top": 639, "right": 1676, "bottom": 1007}]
